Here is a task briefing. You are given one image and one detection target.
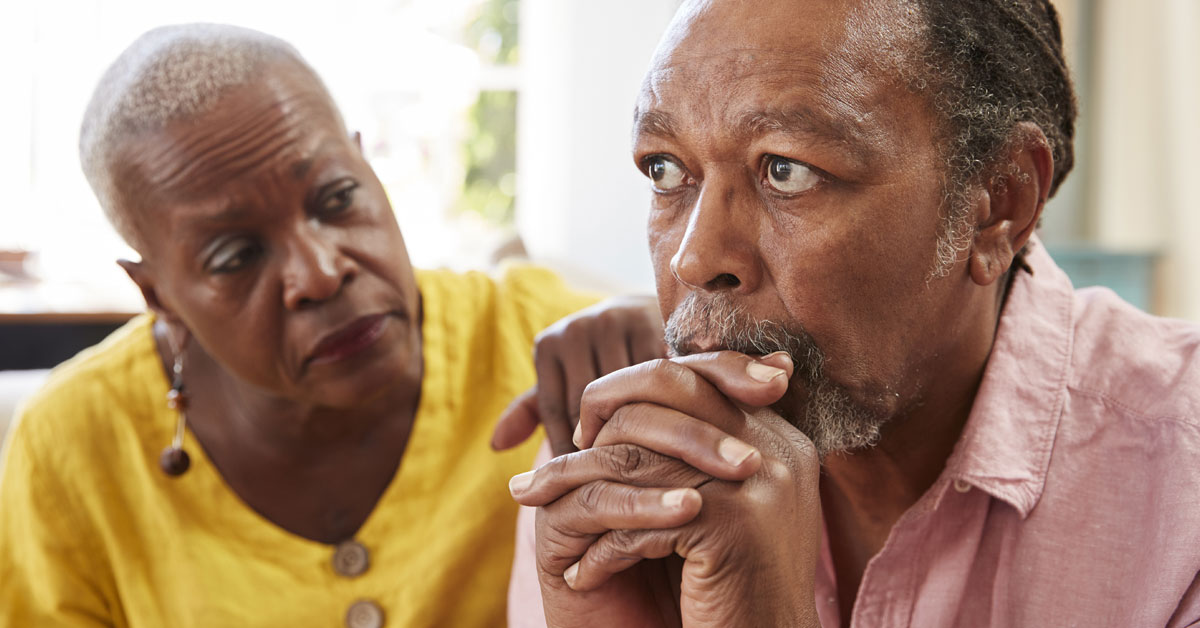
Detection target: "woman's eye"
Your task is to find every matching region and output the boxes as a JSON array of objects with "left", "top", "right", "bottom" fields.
[
  {"left": 319, "top": 182, "right": 358, "bottom": 214},
  {"left": 764, "top": 156, "right": 821, "bottom": 194},
  {"left": 207, "top": 239, "right": 260, "bottom": 274},
  {"left": 646, "top": 157, "right": 688, "bottom": 191}
]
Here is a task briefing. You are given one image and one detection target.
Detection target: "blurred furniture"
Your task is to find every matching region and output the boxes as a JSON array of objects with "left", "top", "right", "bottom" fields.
[
  {"left": 0, "top": 369, "right": 50, "bottom": 450},
  {"left": 0, "top": 312, "right": 134, "bottom": 370},
  {"left": 0, "top": 275, "right": 139, "bottom": 447}
]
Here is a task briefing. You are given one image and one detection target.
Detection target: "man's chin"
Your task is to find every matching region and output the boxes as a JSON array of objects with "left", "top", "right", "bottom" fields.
[{"left": 774, "top": 378, "right": 890, "bottom": 458}]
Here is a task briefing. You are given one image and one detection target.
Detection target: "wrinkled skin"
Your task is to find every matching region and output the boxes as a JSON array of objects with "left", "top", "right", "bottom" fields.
[
  {"left": 116, "top": 60, "right": 675, "bottom": 545},
  {"left": 515, "top": 0, "right": 1052, "bottom": 624},
  {"left": 492, "top": 296, "right": 666, "bottom": 456},
  {"left": 117, "top": 62, "right": 425, "bottom": 543}
]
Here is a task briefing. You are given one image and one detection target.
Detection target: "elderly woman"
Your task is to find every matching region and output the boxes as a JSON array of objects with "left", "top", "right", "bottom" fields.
[{"left": 0, "top": 24, "right": 660, "bottom": 627}]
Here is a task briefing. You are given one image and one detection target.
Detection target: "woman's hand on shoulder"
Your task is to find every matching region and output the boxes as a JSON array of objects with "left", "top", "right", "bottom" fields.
[{"left": 492, "top": 296, "right": 665, "bottom": 456}]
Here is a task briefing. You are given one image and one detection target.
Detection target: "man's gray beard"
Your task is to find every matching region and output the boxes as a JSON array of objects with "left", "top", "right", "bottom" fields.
[{"left": 663, "top": 293, "right": 886, "bottom": 457}]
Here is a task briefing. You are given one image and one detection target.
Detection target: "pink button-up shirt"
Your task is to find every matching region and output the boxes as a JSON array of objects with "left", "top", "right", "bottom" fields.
[{"left": 509, "top": 238, "right": 1200, "bottom": 627}]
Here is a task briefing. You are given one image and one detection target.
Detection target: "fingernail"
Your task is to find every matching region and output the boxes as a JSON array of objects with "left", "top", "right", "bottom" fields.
[
  {"left": 718, "top": 438, "right": 758, "bottom": 466},
  {"left": 508, "top": 471, "right": 534, "bottom": 496},
  {"left": 572, "top": 422, "right": 583, "bottom": 449},
  {"left": 746, "top": 361, "right": 785, "bottom": 383},
  {"left": 564, "top": 562, "right": 580, "bottom": 589},
  {"left": 662, "top": 488, "right": 690, "bottom": 509}
]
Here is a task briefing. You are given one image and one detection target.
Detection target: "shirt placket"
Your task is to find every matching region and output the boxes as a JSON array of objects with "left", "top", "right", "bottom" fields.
[{"left": 850, "top": 488, "right": 945, "bottom": 628}]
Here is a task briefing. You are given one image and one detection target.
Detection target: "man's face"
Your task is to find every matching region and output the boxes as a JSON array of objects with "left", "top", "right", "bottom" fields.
[
  {"left": 118, "top": 62, "right": 420, "bottom": 408},
  {"left": 638, "top": 0, "right": 978, "bottom": 451}
]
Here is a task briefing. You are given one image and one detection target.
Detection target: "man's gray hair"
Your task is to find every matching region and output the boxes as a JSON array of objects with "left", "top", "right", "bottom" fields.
[{"left": 79, "top": 23, "right": 324, "bottom": 250}]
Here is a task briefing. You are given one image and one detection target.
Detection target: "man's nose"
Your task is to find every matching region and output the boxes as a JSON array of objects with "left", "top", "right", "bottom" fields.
[
  {"left": 281, "top": 222, "right": 356, "bottom": 310},
  {"left": 669, "top": 181, "right": 762, "bottom": 294}
]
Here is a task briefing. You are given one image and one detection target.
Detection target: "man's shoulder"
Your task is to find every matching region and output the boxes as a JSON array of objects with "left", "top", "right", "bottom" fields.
[{"left": 1066, "top": 286, "right": 1200, "bottom": 429}]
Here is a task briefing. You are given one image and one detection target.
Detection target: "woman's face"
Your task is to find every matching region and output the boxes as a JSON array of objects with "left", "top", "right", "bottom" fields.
[{"left": 117, "top": 62, "right": 420, "bottom": 408}]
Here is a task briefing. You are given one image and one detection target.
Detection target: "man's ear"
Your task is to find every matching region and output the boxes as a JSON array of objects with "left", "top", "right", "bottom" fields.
[
  {"left": 117, "top": 258, "right": 180, "bottom": 323},
  {"left": 968, "top": 122, "right": 1054, "bottom": 286}
]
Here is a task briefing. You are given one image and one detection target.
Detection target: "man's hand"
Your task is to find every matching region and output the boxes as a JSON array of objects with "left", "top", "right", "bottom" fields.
[
  {"left": 509, "top": 352, "right": 822, "bottom": 628},
  {"left": 492, "top": 296, "right": 665, "bottom": 456}
]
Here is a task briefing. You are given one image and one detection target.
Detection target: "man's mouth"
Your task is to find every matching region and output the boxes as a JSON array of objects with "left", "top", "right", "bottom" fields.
[{"left": 306, "top": 313, "right": 390, "bottom": 367}]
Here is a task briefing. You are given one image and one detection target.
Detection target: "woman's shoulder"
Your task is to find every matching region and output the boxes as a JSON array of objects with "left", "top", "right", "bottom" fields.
[
  {"left": 9, "top": 313, "right": 164, "bottom": 461},
  {"left": 415, "top": 264, "right": 600, "bottom": 341}
]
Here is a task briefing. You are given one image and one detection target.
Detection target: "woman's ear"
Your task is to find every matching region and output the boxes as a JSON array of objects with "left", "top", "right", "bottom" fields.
[
  {"left": 117, "top": 258, "right": 181, "bottom": 324},
  {"left": 968, "top": 122, "right": 1054, "bottom": 286}
]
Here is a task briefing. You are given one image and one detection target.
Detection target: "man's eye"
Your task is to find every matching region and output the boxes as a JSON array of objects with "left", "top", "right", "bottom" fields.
[
  {"left": 764, "top": 156, "right": 821, "bottom": 194},
  {"left": 319, "top": 182, "right": 358, "bottom": 214},
  {"left": 207, "top": 239, "right": 260, "bottom": 274},
  {"left": 646, "top": 157, "right": 688, "bottom": 191}
]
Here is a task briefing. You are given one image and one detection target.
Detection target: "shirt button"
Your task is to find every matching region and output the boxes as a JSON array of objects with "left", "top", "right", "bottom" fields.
[
  {"left": 953, "top": 478, "right": 972, "bottom": 493},
  {"left": 345, "top": 599, "right": 384, "bottom": 628},
  {"left": 332, "top": 540, "right": 370, "bottom": 578}
]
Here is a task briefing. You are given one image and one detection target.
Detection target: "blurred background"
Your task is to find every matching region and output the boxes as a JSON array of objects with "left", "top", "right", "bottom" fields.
[{"left": 0, "top": 0, "right": 1197, "bottom": 431}]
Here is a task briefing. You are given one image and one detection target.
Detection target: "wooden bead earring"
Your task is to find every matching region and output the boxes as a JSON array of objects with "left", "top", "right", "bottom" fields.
[{"left": 159, "top": 341, "right": 191, "bottom": 476}]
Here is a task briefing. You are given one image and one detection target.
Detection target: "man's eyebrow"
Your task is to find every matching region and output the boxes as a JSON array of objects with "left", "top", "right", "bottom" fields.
[
  {"left": 633, "top": 109, "right": 679, "bottom": 139},
  {"left": 734, "top": 107, "right": 865, "bottom": 151},
  {"left": 634, "top": 106, "right": 874, "bottom": 163}
]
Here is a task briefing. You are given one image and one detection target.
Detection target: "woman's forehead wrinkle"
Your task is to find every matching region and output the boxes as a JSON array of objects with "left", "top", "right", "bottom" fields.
[{"left": 136, "top": 90, "right": 333, "bottom": 201}]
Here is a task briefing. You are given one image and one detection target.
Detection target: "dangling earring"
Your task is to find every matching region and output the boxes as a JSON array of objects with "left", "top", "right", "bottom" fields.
[{"left": 160, "top": 336, "right": 191, "bottom": 476}]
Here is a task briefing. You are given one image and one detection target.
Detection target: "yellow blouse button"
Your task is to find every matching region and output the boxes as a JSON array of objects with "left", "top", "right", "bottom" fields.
[
  {"left": 332, "top": 540, "right": 370, "bottom": 578},
  {"left": 345, "top": 599, "right": 384, "bottom": 628}
]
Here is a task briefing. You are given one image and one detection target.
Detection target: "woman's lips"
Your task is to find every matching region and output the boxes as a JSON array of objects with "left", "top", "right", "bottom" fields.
[{"left": 307, "top": 313, "right": 390, "bottom": 367}]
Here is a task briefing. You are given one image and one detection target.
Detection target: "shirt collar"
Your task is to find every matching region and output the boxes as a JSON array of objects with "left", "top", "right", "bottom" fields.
[{"left": 941, "top": 234, "right": 1074, "bottom": 518}]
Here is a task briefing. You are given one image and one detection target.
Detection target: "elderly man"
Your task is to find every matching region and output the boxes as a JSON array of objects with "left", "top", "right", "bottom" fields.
[
  {"left": 507, "top": 0, "right": 1200, "bottom": 626},
  {"left": 0, "top": 24, "right": 663, "bottom": 627}
]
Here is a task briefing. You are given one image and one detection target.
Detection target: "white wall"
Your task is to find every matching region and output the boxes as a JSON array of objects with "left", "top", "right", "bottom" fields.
[
  {"left": 1090, "top": 0, "right": 1200, "bottom": 319},
  {"left": 517, "top": 0, "right": 681, "bottom": 294}
]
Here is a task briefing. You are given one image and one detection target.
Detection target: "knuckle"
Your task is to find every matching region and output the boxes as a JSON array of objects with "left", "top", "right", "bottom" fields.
[
  {"left": 580, "top": 379, "right": 603, "bottom": 411},
  {"left": 762, "top": 458, "right": 796, "bottom": 485},
  {"left": 605, "top": 528, "right": 638, "bottom": 552},
  {"left": 614, "top": 444, "right": 646, "bottom": 474},
  {"left": 590, "top": 531, "right": 630, "bottom": 566},
  {"left": 560, "top": 319, "right": 590, "bottom": 344},
  {"left": 575, "top": 481, "right": 607, "bottom": 515},
  {"left": 604, "top": 404, "right": 635, "bottom": 436},
  {"left": 541, "top": 450, "right": 573, "bottom": 476},
  {"left": 642, "top": 358, "right": 674, "bottom": 378},
  {"left": 533, "top": 334, "right": 559, "bottom": 362},
  {"left": 595, "top": 306, "right": 619, "bottom": 325}
]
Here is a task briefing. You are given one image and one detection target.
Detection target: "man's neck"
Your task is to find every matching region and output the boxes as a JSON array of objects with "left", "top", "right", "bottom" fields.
[{"left": 815, "top": 275, "right": 1014, "bottom": 622}]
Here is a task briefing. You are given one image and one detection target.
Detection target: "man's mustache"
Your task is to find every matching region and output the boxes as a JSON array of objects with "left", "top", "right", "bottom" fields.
[{"left": 662, "top": 293, "right": 825, "bottom": 383}]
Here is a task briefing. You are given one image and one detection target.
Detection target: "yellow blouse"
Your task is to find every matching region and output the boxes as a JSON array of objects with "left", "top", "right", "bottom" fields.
[{"left": 0, "top": 265, "right": 597, "bottom": 627}]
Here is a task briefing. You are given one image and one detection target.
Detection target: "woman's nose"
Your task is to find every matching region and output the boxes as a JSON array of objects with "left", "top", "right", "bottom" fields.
[{"left": 281, "top": 224, "right": 356, "bottom": 310}]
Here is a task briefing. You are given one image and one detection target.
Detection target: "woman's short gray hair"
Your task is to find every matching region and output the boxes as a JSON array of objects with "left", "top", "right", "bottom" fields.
[{"left": 79, "top": 23, "right": 322, "bottom": 251}]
